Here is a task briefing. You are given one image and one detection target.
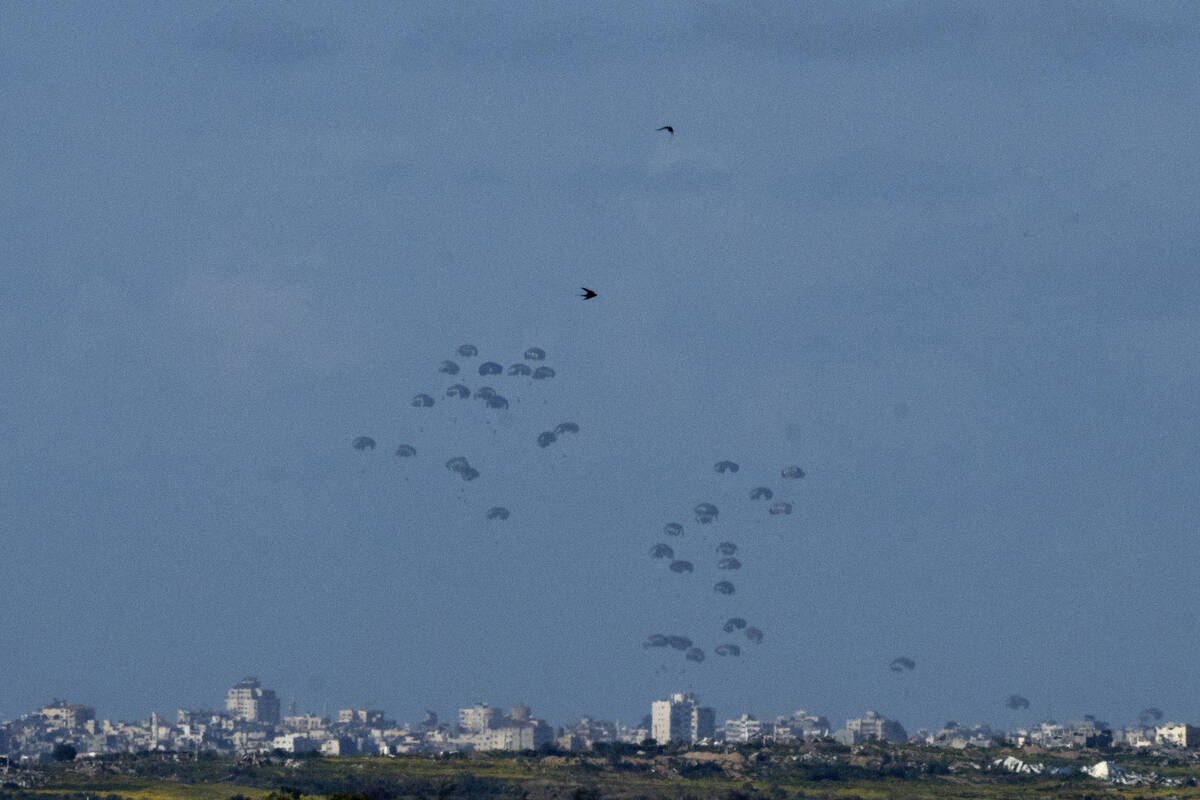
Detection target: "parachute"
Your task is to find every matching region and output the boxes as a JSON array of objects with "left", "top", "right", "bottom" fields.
[
  {"left": 717, "top": 557, "right": 741, "bottom": 570},
  {"left": 486, "top": 506, "right": 510, "bottom": 520},
  {"left": 460, "top": 467, "right": 480, "bottom": 482},
  {"left": 745, "top": 627, "right": 763, "bottom": 644},
  {"left": 394, "top": 444, "right": 416, "bottom": 457},
  {"left": 532, "top": 366, "right": 556, "bottom": 380},
  {"left": 666, "top": 635, "right": 692, "bottom": 651},
  {"left": 457, "top": 344, "right": 478, "bottom": 357},
  {"left": 411, "top": 393, "right": 435, "bottom": 408},
  {"left": 685, "top": 647, "right": 705, "bottom": 663},
  {"left": 536, "top": 431, "right": 557, "bottom": 448},
  {"left": 446, "top": 384, "right": 471, "bottom": 399},
  {"left": 713, "top": 460, "right": 740, "bottom": 474},
  {"left": 1005, "top": 695, "right": 1030, "bottom": 710},
  {"left": 439, "top": 360, "right": 460, "bottom": 375},
  {"left": 352, "top": 436, "right": 376, "bottom": 451},
  {"left": 669, "top": 560, "right": 694, "bottom": 574},
  {"left": 694, "top": 503, "right": 719, "bottom": 523},
  {"left": 663, "top": 522, "right": 684, "bottom": 537},
  {"left": 769, "top": 502, "right": 793, "bottom": 515},
  {"left": 475, "top": 387, "right": 497, "bottom": 400},
  {"left": 722, "top": 617, "right": 747, "bottom": 633},
  {"left": 889, "top": 656, "right": 916, "bottom": 672},
  {"left": 650, "top": 543, "right": 674, "bottom": 560},
  {"left": 478, "top": 361, "right": 503, "bottom": 376},
  {"left": 486, "top": 395, "right": 509, "bottom": 409},
  {"left": 781, "top": 465, "right": 805, "bottom": 479},
  {"left": 643, "top": 634, "right": 669, "bottom": 648},
  {"left": 715, "top": 644, "right": 741, "bottom": 657},
  {"left": 446, "top": 457, "right": 471, "bottom": 474},
  {"left": 749, "top": 486, "right": 774, "bottom": 501},
  {"left": 713, "top": 581, "right": 735, "bottom": 595},
  {"left": 507, "top": 363, "right": 532, "bottom": 377},
  {"left": 716, "top": 542, "right": 738, "bottom": 556},
  {"left": 554, "top": 422, "right": 580, "bottom": 435},
  {"left": 524, "top": 347, "right": 546, "bottom": 361}
]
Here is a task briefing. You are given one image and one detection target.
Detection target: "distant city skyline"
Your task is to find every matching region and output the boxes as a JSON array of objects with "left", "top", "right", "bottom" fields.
[{"left": 1, "top": 677, "right": 1181, "bottom": 738}]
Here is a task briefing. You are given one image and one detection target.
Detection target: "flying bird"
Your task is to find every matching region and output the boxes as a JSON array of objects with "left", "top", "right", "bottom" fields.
[
  {"left": 656, "top": 125, "right": 674, "bottom": 135},
  {"left": 580, "top": 287, "right": 597, "bottom": 300}
]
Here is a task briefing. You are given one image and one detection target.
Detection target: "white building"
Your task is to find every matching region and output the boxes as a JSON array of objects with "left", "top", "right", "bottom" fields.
[
  {"left": 40, "top": 702, "right": 95, "bottom": 730},
  {"left": 475, "top": 720, "right": 554, "bottom": 751},
  {"left": 651, "top": 693, "right": 714, "bottom": 745},
  {"left": 270, "top": 733, "right": 318, "bottom": 753},
  {"left": 724, "top": 714, "right": 764, "bottom": 744},
  {"left": 840, "top": 711, "right": 907, "bottom": 744},
  {"left": 1156, "top": 722, "right": 1200, "bottom": 748},
  {"left": 225, "top": 678, "right": 281, "bottom": 724},
  {"left": 779, "top": 710, "right": 831, "bottom": 741},
  {"left": 338, "top": 709, "right": 387, "bottom": 727},
  {"left": 459, "top": 704, "right": 503, "bottom": 734}
]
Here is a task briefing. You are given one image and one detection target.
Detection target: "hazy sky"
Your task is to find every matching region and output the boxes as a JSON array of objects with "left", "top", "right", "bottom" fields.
[{"left": 3, "top": 2, "right": 1199, "bottom": 733}]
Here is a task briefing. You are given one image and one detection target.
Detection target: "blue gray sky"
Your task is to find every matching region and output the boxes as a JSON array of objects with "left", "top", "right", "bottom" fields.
[{"left": 3, "top": 2, "right": 1199, "bottom": 731}]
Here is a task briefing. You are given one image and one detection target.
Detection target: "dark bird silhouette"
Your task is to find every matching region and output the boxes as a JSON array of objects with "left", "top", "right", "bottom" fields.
[
  {"left": 580, "top": 287, "right": 598, "bottom": 300},
  {"left": 656, "top": 125, "right": 674, "bottom": 135}
]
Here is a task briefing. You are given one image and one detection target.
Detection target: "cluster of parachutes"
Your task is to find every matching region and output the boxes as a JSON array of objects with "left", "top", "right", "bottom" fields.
[
  {"left": 643, "top": 634, "right": 705, "bottom": 663},
  {"left": 537, "top": 421, "right": 579, "bottom": 449},
  {"left": 642, "top": 458, "right": 809, "bottom": 666},
  {"left": 445, "top": 456, "right": 480, "bottom": 482},
  {"left": 352, "top": 343, "right": 570, "bottom": 519}
]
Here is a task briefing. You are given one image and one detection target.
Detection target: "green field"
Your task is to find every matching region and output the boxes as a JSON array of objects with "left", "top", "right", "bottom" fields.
[{"left": 6, "top": 746, "right": 1200, "bottom": 800}]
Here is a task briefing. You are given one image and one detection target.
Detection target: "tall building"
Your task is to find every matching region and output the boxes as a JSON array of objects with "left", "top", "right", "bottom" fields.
[
  {"left": 459, "top": 703, "right": 503, "bottom": 733},
  {"left": 724, "top": 714, "right": 764, "bottom": 744},
  {"left": 841, "top": 710, "right": 906, "bottom": 744},
  {"left": 337, "top": 709, "right": 386, "bottom": 727},
  {"left": 651, "top": 693, "right": 714, "bottom": 745},
  {"left": 39, "top": 701, "right": 95, "bottom": 729},
  {"left": 1156, "top": 723, "right": 1200, "bottom": 748},
  {"left": 692, "top": 705, "right": 715, "bottom": 743},
  {"left": 225, "top": 677, "right": 281, "bottom": 723}
]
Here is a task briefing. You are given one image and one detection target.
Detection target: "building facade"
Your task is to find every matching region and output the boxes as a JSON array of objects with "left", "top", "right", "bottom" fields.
[
  {"left": 1157, "top": 723, "right": 1200, "bottom": 748},
  {"left": 224, "top": 678, "right": 281, "bottom": 724},
  {"left": 841, "top": 711, "right": 907, "bottom": 744},
  {"left": 724, "top": 714, "right": 764, "bottom": 744},
  {"left": 458, "top": 704, "right": 503, "bottom": 733},
  {"left": 651, "top": 693, "right": 714, "bottom": 745}
]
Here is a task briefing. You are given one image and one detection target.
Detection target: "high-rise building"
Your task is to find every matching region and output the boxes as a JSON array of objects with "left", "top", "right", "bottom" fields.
[
  {"left": 691, "top": 705, "right": 715, "bottom": 743},
  {"left": 724, "top": 714, "right": 764, "bottom": 744},
  {"left": 39, "top": 701, "right": 95, "bottom": 729},
  {"left": 224, "top": 677, "right": 281, "bottom": 724},
  {"left": 1156, "top": 722, "right": 1200, "bottom": 748},
  {"left": 459, "top": 703, "right": 503, "bottom": 733},
  {"left": 651, "top": 693, "right": 714, "bottom": 745},
  {"left": 841, "top": 710, "right": 906, "bottom": 744},
  {"left": 337, "top": 709, "right": 386, "bottom": 727}
]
